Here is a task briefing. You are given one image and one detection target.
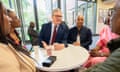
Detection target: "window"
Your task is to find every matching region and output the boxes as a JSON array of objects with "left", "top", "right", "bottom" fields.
[
  {"left": 21, "top": 0, "right": 35, "bottom": 40},
  {"left": 37, "top": 0, "right": 52, "bottom": 30},
  {"left": 1, "top": 0, "right": 9, "bottom": 8},
  {"left": 66, "top": 0, "right": 76, "bottom": 28}
]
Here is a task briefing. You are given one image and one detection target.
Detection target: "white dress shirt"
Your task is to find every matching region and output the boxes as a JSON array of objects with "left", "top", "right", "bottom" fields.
[{"left": 49, "top": 23, "right": 59, "bottom": 44}]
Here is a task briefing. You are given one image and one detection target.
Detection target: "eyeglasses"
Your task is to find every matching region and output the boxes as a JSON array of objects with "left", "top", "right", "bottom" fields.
[{"left": 53, "top": 15, "right": 62, "bottom": 17}]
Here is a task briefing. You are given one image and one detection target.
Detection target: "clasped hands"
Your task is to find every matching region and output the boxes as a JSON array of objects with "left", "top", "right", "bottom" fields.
[
  {"left": 73, "top": 41, "right": 80, "bottom": 46},
  {"left": 42, "top": 41, "right": 65, "bottom": 50},
  {"left": 90, "top": 49, "right": 104, "bottom": 57}
]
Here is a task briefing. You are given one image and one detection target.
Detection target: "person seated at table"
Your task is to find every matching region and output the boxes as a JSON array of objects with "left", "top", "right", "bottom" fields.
[
  {"left": 67, "top": 15, "right": 92, "bottom": 50},
  {"left": 7, "top": 9, "right": 30, "bottom": 55},
  {"left": 83, "top": 9, "right": 119, "bottom": 69},
  {"left": 0, "top": 1, "right": 36, "bottom": 72},
  {"left": 39, "top": 8, "right": 69, "bottom": 50},
  {"left": 28, "top": 21, "right": 39, "bottom": 45},
  {"left": 83, "top": 1, "right": 120, "bottom": 71}
]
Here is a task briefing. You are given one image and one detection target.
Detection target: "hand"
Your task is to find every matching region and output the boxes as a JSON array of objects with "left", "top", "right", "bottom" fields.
[
  {"left": 53, "top": 43, "right": 65, "bottom": 50},
  {"left": 41, "top": 41, "right": 49, "bottom": 49},
  {"left": 90, "top": 49, "right": 100, "bottom": 57},
  {"left": 73, "top": 41, "right": 80, "bottom": 46}
]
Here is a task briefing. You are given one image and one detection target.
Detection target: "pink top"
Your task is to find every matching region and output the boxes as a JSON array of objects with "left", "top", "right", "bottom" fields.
[
  {"left": 83, "top": 25, "right": 119, "bottom": 68},
  {"left": 97, "top": 25, "right": 119, "bottom": 53}
]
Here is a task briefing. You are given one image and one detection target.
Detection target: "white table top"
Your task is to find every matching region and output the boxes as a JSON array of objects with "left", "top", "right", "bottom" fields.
[{"left": 31, "top": 45, "right": 89, "bottom": 72}]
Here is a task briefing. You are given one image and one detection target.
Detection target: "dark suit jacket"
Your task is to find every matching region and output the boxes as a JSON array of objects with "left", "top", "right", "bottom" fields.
[
  {"left": 39, "top": 22, "right": 69, "bottom": 47},
  {"left": 67, "top": 26, "right": 92, "bottom": 50}
]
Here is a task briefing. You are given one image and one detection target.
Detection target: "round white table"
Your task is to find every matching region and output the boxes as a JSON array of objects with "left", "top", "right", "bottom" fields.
[{"left": 31, "top": 45, "right": 89, "bottom": 72}]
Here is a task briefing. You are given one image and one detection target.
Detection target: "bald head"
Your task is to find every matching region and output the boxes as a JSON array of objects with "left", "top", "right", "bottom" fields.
[
  {"left": 77, "top": 15, "right": 84, "bottom": 18},
  {"left": 111, "top": 0, "right": 120, "bottom": 35},
  {"left": 76, "top": 15, "right": 84, "bottom": 29},
  {"left": 114, "top": 0, "right": 120, "bottom": 9}
]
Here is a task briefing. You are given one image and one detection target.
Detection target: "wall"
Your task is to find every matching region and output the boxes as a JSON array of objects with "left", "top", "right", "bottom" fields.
[{"left": 96, "top": 0, "right": 115, "bottom": 34}]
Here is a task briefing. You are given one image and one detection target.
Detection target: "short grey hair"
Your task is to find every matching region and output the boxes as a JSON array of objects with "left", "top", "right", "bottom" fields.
[{"left": 52, "top": 8, "right": 62, "bottom": 16}]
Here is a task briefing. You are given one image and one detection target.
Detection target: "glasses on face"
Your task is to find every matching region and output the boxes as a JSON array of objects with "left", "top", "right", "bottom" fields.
[{"left": 53, "top": 15, "right": 62, "bottom": 17}]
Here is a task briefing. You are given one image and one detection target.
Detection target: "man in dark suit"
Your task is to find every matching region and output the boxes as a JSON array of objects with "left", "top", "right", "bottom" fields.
[
  {"left": 67, "top": 15, "right": 92, "bottom": 50},
  {"left": 39, "top": 8, "right": 68, "bottom": 50}
]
